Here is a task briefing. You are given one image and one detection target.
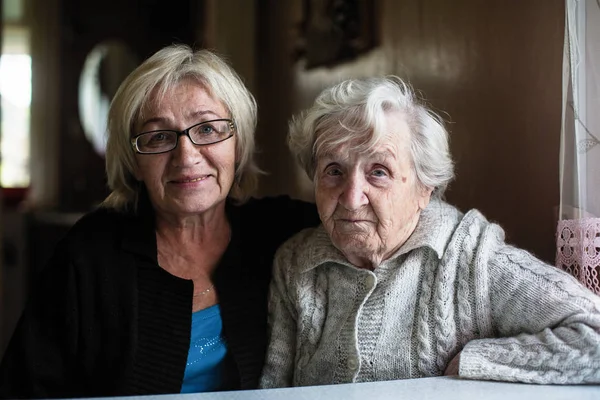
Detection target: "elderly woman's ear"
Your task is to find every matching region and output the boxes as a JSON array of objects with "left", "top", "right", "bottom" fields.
[{"left": 418, "top": 186, "right": 434, "bottom": 211}]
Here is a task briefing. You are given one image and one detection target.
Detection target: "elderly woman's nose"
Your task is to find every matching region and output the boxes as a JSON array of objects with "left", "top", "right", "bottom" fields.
[
  {"left": 172, "top": 135, "right": 200, "bottom": 166},
  {"left": 339, "top": 175, "right": 368, "bottom": 210}
]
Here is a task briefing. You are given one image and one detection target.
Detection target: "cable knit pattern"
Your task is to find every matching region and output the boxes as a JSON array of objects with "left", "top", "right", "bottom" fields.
[
  {"left": 415, "top": 251, "right": 437, "bottom": 376},
  {"left": 259, "top": 200, "right": 600, "bottom": 388}
]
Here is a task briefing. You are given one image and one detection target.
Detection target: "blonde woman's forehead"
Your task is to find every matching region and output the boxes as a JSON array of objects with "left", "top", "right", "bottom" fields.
[{"left": 135, "top": 81, "right": 229, "bottom": 130}]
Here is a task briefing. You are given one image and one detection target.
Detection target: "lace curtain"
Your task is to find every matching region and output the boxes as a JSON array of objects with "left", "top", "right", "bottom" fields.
[{"left": 556, "top": 0, "right": 600, "bottom": 294}]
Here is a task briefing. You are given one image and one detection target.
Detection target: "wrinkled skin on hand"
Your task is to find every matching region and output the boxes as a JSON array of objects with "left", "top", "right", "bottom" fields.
[{"left": 444, "top": 352, "right": 461, "bottom": 376}]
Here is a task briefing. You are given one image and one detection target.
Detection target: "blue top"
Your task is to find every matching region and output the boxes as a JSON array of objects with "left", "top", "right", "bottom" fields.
[{"left": 180, "top": 304, "right": 227, "bottom": 393}]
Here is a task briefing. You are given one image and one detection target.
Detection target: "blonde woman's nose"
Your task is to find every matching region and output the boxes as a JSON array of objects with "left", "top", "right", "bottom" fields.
[{"left": 171, "top": 135, "right": 200, "bottom": 167}]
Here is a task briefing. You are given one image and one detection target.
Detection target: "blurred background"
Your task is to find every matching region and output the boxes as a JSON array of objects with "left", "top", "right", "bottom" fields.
[{"left": 0, "top": 0, "right": 564, "bottom": 358}]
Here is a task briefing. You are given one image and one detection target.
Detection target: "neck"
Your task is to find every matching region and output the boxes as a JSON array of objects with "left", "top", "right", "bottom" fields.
[
  {"left": 154, "top": 204, "right": 231, "bottom": 280},
  {"left": 155, "top": 202, "right": 229, "bottom": 243}
]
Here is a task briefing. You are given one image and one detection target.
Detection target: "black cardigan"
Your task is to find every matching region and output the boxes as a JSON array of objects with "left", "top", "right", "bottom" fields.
[{"left": 0, "top": 195, "right": 319, "bottom": 398}]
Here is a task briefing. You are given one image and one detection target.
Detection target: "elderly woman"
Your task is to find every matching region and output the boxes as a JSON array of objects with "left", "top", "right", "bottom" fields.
[
  {"left": 259, "top": 76, "right": 600, "bottom": 388},
  {"left": 0, "top": 44, "right": 319, "bottom": 398}
]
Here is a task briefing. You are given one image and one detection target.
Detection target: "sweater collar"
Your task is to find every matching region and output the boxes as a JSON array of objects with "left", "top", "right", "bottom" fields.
[
  {"left": 299, "top": 199, "right": 461, "bottom": 272},
  {"left": 395, "top": 199, "right": 460, "bottom": 260}
]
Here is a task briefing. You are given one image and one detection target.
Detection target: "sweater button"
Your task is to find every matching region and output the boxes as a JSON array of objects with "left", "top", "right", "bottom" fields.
[
  {"left": 366, "top": 274, "right": 376, "bottom": 287},
  {"left": 347, "top": 356, "right": 359, "bottom": 371}
]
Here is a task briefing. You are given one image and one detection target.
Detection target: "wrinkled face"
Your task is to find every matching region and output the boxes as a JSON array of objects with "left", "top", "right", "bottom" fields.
[
  {"left": 133, "top": 78, "right": 236, "bottom": 219},
  {"left": 314, "top": 112, "right": 432, "bottom": 268}
]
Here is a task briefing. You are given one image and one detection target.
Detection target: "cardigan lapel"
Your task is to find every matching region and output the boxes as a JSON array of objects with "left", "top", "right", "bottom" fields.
[{"left": 120, "top": 188, "right": 159, "bottom": 265}]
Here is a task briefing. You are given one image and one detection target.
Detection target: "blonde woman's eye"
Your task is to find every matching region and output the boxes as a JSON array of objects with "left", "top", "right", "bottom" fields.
[
  {"left": 148, "top": 132, "right": 169, "bottom": 143},
  {"left": 199, "top": 125, "right": 215, "bottom": 134}
]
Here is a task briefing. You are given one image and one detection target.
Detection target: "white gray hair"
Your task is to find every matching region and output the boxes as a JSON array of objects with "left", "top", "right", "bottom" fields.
[
  {"left": 102, "top": 44, "right": 261, "bottom": 211},
  {"left": 288, "top": 75, "right": 454, "bottom": 198}
]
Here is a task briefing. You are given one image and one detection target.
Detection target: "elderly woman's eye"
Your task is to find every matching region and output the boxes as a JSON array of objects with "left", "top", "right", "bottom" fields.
[{"left": 372, "top": 169, "right": 388, "bottom": 177}]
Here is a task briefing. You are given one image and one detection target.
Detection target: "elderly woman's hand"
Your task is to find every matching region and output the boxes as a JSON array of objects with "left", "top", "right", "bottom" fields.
[{"left": 444, "top": 352, "right": 461, "bottom": 376}]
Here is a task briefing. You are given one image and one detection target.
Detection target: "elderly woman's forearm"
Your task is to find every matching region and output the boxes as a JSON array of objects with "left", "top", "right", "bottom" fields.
[
  {"left": 458, "top": 324, "right": 600, "bottom": 383},
  {"left": 463, "top": 247, "right": 600, "bottom": 383}
]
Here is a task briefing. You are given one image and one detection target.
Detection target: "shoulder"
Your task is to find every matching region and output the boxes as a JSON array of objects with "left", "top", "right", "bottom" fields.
[
  {"left": 240, "top": 195, "right": 317, "bottom": 218},
  {"left": 412, "top": 200, "right": 504, "bottom": 258},
  {"left": 51, "top": 206, "right": 132, "bottom": 258},
  {"left": 434, "top": 202, "right": 509, "bottom": 271},
  {"left": 271, "top": 227, "right": 321, "bottom": 284},
  {"left": 449, "top": 205, "right": 507, "bottom": 251},
  {"left": 233, "top": 195, "right": 320, "bottom": 237},
  {"left": 65, "top": 207, "right": 128, "bottom": 241},
  {"left": 70, "top": 206, "right": 128, "bottom": 231},
  {"left": 445, "top": 206, "right": 576, "bottom": 289},
  {"left": 275, "top": 227, "right": 321, "bottom": 261},
  {"left": 29, "top": 207, "right": 138, "bottom": 291},
  {"left": 273, "top": 225, "right": 337, "bottom": 275},
  {"left": 225, "top": 196, "right": 320, "bottom": 261}
]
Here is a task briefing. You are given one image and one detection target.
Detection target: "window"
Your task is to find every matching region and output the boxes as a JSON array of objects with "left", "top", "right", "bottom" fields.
[{"left": 0, "top": 0, "right": 31, "bottom": 191}]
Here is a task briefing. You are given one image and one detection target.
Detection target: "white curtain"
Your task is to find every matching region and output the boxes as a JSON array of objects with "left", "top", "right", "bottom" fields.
[{"left": 556, "top": 0, "right": 600, "bottom": 295}]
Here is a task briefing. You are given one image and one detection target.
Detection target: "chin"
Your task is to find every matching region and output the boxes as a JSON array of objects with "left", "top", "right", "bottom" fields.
[
  {"left": 169, "top": 196, "right": 226, "bottom": 216},
  {"left": 334, "top": 238, "right": 371, "bottom": 255},
  {"left": 192, "top": 200, "right": 225, "bottom": 214}
]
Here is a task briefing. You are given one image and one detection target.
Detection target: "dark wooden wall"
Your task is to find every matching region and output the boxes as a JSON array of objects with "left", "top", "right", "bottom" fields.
[
  {"left": 28, "top": 0, "right": 565, "bottom": 259},
  {"left": 253, "top": 0, "right": 563, "bottom": 263}
]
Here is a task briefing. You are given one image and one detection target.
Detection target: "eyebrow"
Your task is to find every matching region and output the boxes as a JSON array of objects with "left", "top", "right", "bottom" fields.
[
  {"left": 139, "top": 110, "right": 223, "bottom": 131},
  {"left": 321, "top": 149, "right": 397, "bottom": 163}
]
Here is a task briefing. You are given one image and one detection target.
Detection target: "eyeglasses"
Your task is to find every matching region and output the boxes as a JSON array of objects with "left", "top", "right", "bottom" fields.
[{"left": 131, "top": 119, "right": 236, "bottom": 154}]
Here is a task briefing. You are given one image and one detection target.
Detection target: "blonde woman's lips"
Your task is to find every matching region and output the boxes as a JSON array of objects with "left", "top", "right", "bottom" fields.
[{"left": 170, "top": 175, "right": 211, "bottom": 185}]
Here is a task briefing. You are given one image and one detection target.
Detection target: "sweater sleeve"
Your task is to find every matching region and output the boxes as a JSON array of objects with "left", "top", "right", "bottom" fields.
[
  {"left": 459, "top": 244, "right": 600, "bottom": 384},
  {"left": 259, "top": 242, "right": 299, "bottom": 388},
  {"left": 0, "top": 239, "right": 81, "bottom": 399},
  {"left": 265, "top": 196, "right": 320, "bottom": 243}
]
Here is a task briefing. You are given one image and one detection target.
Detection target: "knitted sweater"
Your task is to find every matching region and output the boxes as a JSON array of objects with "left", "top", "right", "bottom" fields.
[{"left": 259, "top": 200, "right": 600, "bottom": 387}]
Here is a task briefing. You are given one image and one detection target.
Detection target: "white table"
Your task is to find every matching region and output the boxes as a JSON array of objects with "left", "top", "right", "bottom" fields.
[{"left": 87, "top": 377, "right": 600, "bottom": 400}]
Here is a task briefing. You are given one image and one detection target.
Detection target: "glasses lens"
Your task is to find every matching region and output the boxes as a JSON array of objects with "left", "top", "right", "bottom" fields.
[
  {"left": 189, "top": 120, "right": 233, "bottom": 145},
  {"left": 136, "top": 131, "right": 177, "bottom": 153}
]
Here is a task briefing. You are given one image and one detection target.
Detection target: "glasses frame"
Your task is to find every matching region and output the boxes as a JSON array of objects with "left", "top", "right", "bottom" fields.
[{"left": 130, "top": 118, "right": 236, "bottom": 155}]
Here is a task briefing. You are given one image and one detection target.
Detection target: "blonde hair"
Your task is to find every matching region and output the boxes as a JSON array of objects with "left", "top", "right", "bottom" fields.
[
  {"left": 102, "top": 44, "right": 261, "bottom": 211},
  {"left": 288, "top": 75, "right": 454, "bottom": 198}
]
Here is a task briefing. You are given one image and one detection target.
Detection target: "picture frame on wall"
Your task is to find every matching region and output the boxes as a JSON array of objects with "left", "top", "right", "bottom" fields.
[{"left": 295, "top": 0, "right": 379, "bottom": 69}]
